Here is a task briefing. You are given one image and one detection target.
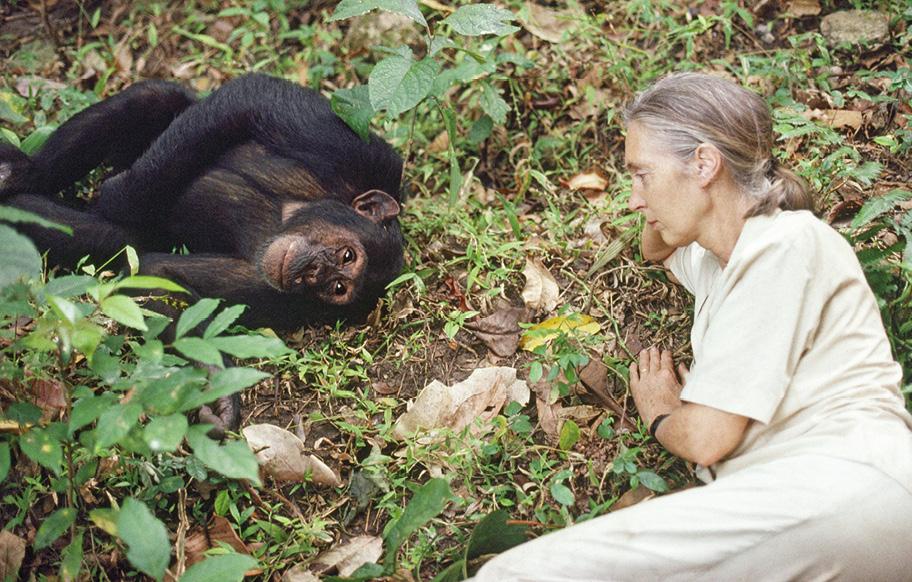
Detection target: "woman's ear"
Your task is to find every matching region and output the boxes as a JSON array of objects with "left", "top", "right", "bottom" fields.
[{"left": 693, "top": 143, "right": 723, "bottom": 187}]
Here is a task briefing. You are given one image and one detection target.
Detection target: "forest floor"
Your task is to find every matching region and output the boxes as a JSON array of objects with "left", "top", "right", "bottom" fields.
[{"left": 0, "top": 0, "right": 910, "bottom": 580}]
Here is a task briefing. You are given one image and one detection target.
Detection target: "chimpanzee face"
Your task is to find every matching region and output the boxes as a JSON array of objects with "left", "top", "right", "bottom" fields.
[{"left": 258, "top": 190, "right": 401, "bottom": 305}]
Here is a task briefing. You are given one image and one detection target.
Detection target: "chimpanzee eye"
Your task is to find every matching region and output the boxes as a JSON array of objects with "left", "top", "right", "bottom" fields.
[
  {"left": 333, "top": 281, "right": 347, "bottom": 296},
  {"left": 342, "top": 248, "right": 355, "bottom": 264}
]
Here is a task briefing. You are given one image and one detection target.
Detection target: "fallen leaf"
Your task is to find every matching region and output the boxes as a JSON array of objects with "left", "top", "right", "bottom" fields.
[
  {"left": 427, "top": 130, "right": 450, "bottom": 154},
  {"left": 565, "top": 172, "right": 608, "bottom": 191},
  {"left": 521, "top": 258, "right": 559, "bottom": 313},
  {"left": 613, "top": 486, "right": 654, "bottom": 511},
  {"left": 786, "top": 0, "right": 821, "bottom": 17},
  {"left": 520, "top": 313, "right": 601, "bottom": 352},
  {"left": 801, "top": 108, "right": 863, "bottom": 130},
  {"left": 582, "top": 217, "right": 610, "bottom": 245},
  {"left": 15, "top": 76, "right": 66, "bottom": 97},
  {"left": 579, "top": 360, "right": 636, "bottom": 431},
  {"left": 521, "top": 2, "right": 581, "bottom": 43},
  {"left": 313, "top": 536, "right": 383, "bottom": 577},
  {"left": 465, "top": 306, "right": 528, "bottom": 357},
  {"left": 32, "top": 379, "right": 67, "bottom": 421},
  {"left": 0, "top": 530, "right": 26, "bottom": 582},
  {"left": 393, "top": 367, "right": 530, "bottom": 440},
  {"left": 242, "top": 424, "right": 342, "bottom": 487},
  {"left": 282, "top": 564, "right": 322, "bottom": 581},
  {"left": 184, "top": 516, "right": 252, "bottom": 569}
]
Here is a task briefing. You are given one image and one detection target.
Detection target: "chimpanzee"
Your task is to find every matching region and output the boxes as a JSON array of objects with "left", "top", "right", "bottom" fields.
[
  {"left": 0, "top": 74, "right": 405, "bottom": 432},
  {"left": 0, "top": 73, "right": 404, "bottom": 329}
]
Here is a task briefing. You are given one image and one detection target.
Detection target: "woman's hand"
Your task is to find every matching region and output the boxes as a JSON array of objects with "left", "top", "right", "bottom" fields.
[
  {"left": 629, "top": 346, "right": 750, "bottom": 466},
  {"left": 629, "top": 347, "right": 688, "bottom": 426}
]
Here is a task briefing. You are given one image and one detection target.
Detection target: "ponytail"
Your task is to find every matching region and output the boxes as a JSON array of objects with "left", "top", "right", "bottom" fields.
[{"left": 745, "top": 161, "right": 815, "bottom": 218}]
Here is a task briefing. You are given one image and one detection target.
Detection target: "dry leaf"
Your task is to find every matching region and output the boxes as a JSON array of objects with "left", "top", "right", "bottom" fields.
[
  {"left": 565, "top": 172, "right": 608, "bottom": 191},
  {"left": 613, "top": 486, "right": 654, "bottom": 511},
  {"left": 0, "top": 531, "right": 26, "bottom": 582},
  {"left": 464, "top": 306, "right": 528, "bottom": 357},
  {"left": 520, "top": 313, "right": 601, "bottom": 352},
  {"left": 427, "top": 130, "right": 450, "bottom": 154},
  {"left": 801, "top": 108, "right": 863, "bottom": 130},
  {"left": 787, "top": 0, "right": 821, "bottom": 17},
  {"left": 521, "top": 258, "right": 559, "bottom": 312},
  {"left": 31, "top": 379, "right": 66, "bottom": 421},
  {"left": 393, "top": 367, "right": 530, "bottom": 440},
  {"left": 184, "top": 516, "right": 252, "bottom": 569},
  {"left": 532, "top": 381, "right": 561, "bottom": 439},
  {"left": 15, "top": 76, "right": 66, "bottom": 97},
  {"left": 522, "top": 2, "right": 581, "bottom": 43},
  {"left": 243, "top": 424, "right": 342, "bottom": 487},
  {"left": 282, "top": 564, "right": 322, "bottom": 581},
  {"left": 313, "top": 536, "right": 383, "bottom": 577}
]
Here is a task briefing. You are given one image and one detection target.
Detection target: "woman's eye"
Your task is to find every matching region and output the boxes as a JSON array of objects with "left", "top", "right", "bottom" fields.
[
  {"left": 333, "top": 282, "right": 347, "bottom": 296},
  {"left": 342, "top": 248, "right": 355, "bottom": 264}
]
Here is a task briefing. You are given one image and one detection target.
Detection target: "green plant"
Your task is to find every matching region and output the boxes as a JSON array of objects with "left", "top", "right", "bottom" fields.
[{"left": 0, "top": 205, "right": 288, "bottom": 580}]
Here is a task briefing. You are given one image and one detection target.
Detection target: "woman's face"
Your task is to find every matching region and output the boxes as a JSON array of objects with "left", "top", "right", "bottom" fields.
[{"left": 625, "top": 122, "right": 709, "bottom": 248}]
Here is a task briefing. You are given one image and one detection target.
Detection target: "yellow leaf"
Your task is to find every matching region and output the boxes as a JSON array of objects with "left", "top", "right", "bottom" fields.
[{"left": 520, "top": 313, "right": 601, "bottom": 351}]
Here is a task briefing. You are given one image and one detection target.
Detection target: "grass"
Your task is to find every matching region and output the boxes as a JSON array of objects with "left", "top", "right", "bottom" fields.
[{"left": 1, "top": 0, "right": 910, "bottom": 579}]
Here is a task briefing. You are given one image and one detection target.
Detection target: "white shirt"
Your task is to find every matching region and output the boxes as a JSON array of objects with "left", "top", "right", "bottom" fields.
[{"left": 668, "top": 210, "right": 912, "bottom": 491}]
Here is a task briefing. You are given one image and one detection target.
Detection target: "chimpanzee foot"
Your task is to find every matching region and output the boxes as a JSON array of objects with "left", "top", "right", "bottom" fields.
[{"left": 198, "top": 394, "right": 242, "bottom": 439}]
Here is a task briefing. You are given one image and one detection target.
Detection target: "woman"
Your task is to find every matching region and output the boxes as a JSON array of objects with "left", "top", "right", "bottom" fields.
[{"left": 472, "top": 73, "right": 912, "bottom": 581}]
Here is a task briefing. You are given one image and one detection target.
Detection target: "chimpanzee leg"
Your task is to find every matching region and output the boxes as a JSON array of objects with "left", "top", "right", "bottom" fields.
[
  {"left": 1, "top": 81, "right": 196, "bottom": 198},
  {"left": 95, "top": 73, "right": 325, "bottom": 224},
  {"left": 7, "top": 193, "right": 138, "bottom": 268}
]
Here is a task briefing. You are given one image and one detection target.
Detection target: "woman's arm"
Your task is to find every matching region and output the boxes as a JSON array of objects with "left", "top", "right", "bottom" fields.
[{"left": 630, "top": 347, "right": 749, "bottom": 467}]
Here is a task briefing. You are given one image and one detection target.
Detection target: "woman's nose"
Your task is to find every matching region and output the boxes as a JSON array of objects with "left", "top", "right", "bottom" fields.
[{"left": 628, "top": 189, "right": 646, "bottom": 212}]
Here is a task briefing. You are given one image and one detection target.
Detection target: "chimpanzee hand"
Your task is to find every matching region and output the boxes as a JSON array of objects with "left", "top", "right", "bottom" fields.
[{"left": 198, "top": 394, "right": 242, "bottom": 440}]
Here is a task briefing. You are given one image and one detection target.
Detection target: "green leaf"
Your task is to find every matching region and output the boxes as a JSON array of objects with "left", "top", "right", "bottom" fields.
[
  {"left": 176, "top": 298, "right": 221, "bottom": 339},
  {"left": 558, "top": 419, "right": 580, "bottom": 451},
  {"left": 69, "top": 393, "right": 118, "bottom": 436},
  {"left": 465, "top": 509, "right": 527, "bottom": 562},
  {"left": 144, "top": 414, "right": 189, "bottom": 453},
  {"left": 439, "top": 104, "right": 462, "bottom": 207},
  {"left": 44, "top": 275, "right": 95, "bottom": 298},
  {"left": 173, "top": 337, "right": 224, "bottom": 367},
  {"left": 208, "top": 335, "right": 289, "bottom": 359},
  {"left": 637, "top": 470, "right": 669, "bottom": 493},
  {"left": 47, "top": 295, "right": 82, "bottom": 324},
  {"left": 0, "top": 204, "right": 72, "bottom": 233},
  {"left": 0, "top": 224, "right": 42, "bottom": 287},
  {"left": 550, "top": 482, "right": 574, "bottom": 506},
  {"left": 19, "top": 427, "right": 63, "bottom": 475},
  {"left": 331, "top": 85, "right": 376, "bottom": 142},
  {"left": 431, "top": 560, "right": 466, "bottom": 582},
  {"left": 851, "top": 189, "right": 912, "bottom": 229},
  {"left": 328, "top": 0, "right": 427, "bottom": 27},
  {"left": 383, "top": 478, "right": 453, "bottom": 569},
  {"left": 467, "top": 115, "right": 494, "bottom": 145},
  {"left": 100, "top": 295, "right": 148, "bottom": 331},
  {"left": 0, "top": 442, "right": 9, "bottom": 483},
  {"left": 480, "top": 83, "right": 509, "bottom": 124},
  {"left": 93, "top": 402, "right": 143, "bottom": 451},
  {"left": 187, "top": 426, "right": 261, "bottom": 485},
  {"left": 60, "top": 531, "right": 84, "bottom": 581},
  {"left": 179, "top": 553, "right": 258, "bottom": 582},
  {"left": 182, "top": 368, "right": 268, "bottom": 411},
  {"left": 204, "top": 304, "right": 247, "bottom": 339},
  {"left": 34, "top": 507, "right": 76, "bottom": 550},
  {"left": 115, "top": 275, "right": 187, "bottom": 294},
  {"left": 443, "top": 4, "right": 519, "bottom": 36},
  {"left": 21, "top": 126, "right": 56, "bottom": 155},
  {"left": 117, "top": 498, "right": 171, "bottom": 581},
  {"left": 369, "top": 50, "right": 440, "bottom": 118}
]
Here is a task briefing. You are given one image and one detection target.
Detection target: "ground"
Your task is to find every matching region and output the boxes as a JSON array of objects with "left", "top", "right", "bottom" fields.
[{"left": 0, "top": 0, "right": 910, "bottom": 580}]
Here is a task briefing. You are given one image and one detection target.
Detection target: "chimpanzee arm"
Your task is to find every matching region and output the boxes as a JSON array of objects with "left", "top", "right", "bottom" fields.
[
  {"left": 21, "top": 81, "right": 195, "bottom": 197},
  {"left": 96, "top": 75, "right": 294, "bottom": 224}
]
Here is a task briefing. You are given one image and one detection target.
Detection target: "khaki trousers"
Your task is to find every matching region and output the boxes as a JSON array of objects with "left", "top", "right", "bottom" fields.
[{"left": 471, "top": 455, "right": 912, "bottom": 581}]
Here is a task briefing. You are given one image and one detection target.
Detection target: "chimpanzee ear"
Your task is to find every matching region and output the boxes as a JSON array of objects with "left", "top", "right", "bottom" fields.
[{"left": 352, "top": 189, "right": 400, "bottom": 223}]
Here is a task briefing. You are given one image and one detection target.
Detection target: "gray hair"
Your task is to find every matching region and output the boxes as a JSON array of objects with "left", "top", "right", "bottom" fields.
[{"left": 623, "top": 72, "right": 814, "bottom": 217}]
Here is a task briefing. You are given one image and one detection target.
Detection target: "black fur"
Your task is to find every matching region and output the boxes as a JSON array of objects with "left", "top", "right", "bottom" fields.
[{"left": 1, "top": 74, "right": 405, "bottom": 330}]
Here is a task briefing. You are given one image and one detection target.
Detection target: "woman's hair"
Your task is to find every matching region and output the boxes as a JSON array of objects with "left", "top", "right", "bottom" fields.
[{"left": 623, "top": 72, "right": 814, "bottom": 217}]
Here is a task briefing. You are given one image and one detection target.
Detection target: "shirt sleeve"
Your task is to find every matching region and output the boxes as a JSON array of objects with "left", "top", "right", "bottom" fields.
[
  {"left": 667, "top": 242, "right": 719, "bottom": 298},
  {"left": 679, "top": 238, "right": 817, "bottom": 424}
]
